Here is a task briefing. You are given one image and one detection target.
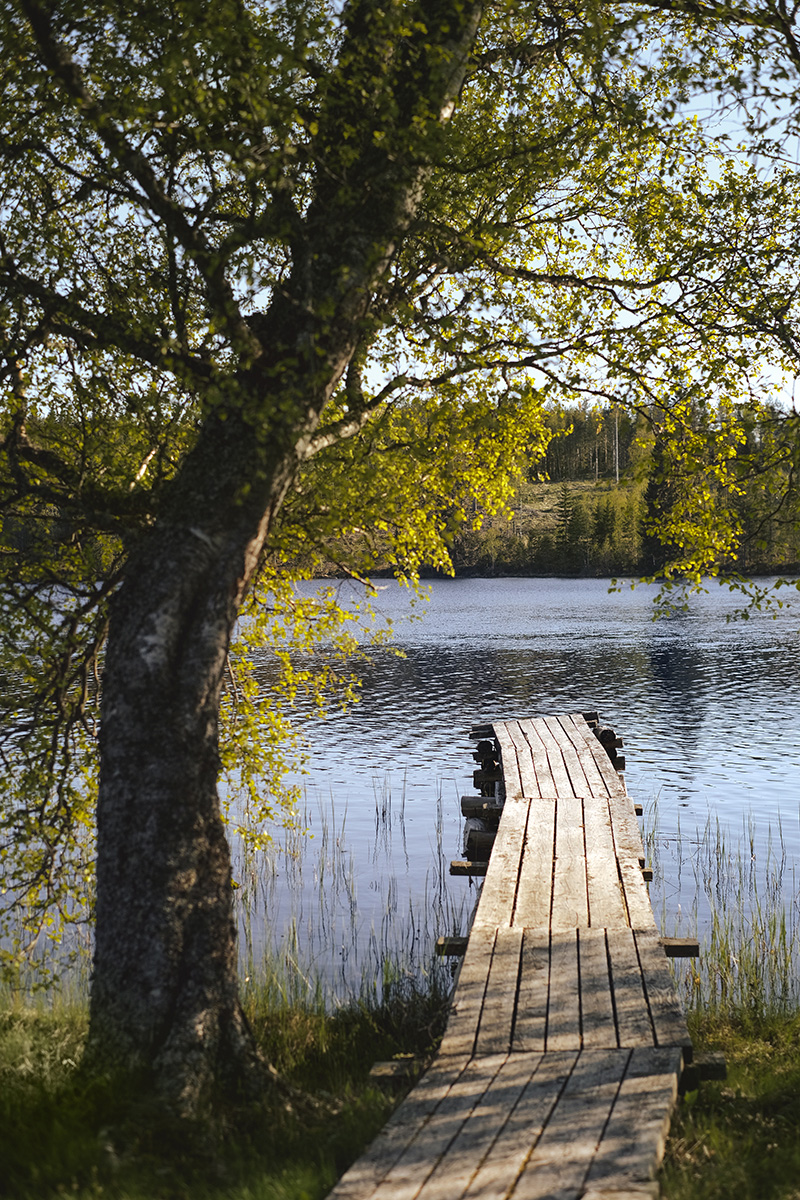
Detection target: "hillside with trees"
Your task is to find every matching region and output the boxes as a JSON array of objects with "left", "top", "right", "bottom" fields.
[{"left": 447, "top": 402, "right": 800, "bottom": 578}]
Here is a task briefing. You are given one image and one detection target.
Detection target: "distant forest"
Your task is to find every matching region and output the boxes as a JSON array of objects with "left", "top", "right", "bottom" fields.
[
  {"left": 7, "top": 402, "right": 795, "bottom": 582},
  {"left": 446, "top": 403, "right": 800, "bottom": 578},
  {"left": 541, "top": 404, "right": 644, "bottom": 484}
]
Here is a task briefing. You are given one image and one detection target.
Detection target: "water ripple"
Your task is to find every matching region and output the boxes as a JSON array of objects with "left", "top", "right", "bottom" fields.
[{"left": 239, "top": 577, "right": 800, "bottom": 995}]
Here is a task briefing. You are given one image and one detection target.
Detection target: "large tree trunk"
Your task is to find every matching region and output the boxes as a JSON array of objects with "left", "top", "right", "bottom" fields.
[
  {"left": 85, "top": 0, "right": 484, "bottom": 1114},
  {"left": 87, "top": 410, "right": 298, "bottom": 1114}
]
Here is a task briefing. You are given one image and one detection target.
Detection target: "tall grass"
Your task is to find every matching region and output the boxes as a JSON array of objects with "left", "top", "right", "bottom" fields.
[
  {"left": 656, "top": 815, "right": 800, "bottom": 1199},
  {"left": 232, "top": 775, "right": 469, "bottom": 1009},
  {"left": 646, "top": 804, "right": 800, "bottom": 1023}
]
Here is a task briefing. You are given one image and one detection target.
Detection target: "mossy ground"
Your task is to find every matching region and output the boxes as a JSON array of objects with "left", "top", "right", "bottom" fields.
[
  {"left": 661, "top": 1009, "right": 800, "bottom": 1199},
  {"left": 0, "top": 977, "right": 449, "bottom": 1200}
]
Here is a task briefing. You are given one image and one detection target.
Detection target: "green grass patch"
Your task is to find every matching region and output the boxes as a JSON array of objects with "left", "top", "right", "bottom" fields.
[
  {"left": 0, "top": 970, "right": 449, "bottom": 1200},
  {"left": 662, "top": 1008, "right": 800, "bottom": 1199},
  {"left": 653, "top": 810, "right": 800, "bottom": 1198},
  {"left": 5, "top": 812, "right": 800, "bottom": 1200}
]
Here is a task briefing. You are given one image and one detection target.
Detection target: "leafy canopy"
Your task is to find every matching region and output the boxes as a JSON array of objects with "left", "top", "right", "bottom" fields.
[{"left": 1, "top": 0, "right": 800, "bottom": 978}]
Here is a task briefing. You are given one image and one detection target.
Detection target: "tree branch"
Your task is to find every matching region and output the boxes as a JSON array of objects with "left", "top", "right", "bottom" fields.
[
  {"left": 19, "top": 0, "right": 261, "bottom": 358},
  {"left": 0, "top": 254, "right": 214, "bottom": 386},
  {"left": 301, "top": 374, "right": 409, "bottom": 458}
]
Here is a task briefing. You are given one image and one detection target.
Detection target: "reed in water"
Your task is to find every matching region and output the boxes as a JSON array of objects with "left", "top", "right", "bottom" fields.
[{"left": 2, "top": 797, "right": 799, "bottom": 1199}]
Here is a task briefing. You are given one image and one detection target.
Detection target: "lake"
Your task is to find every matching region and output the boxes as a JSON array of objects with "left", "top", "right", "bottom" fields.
[{"left": 237, "top": 576, "right": 800, "bottom": 1001}]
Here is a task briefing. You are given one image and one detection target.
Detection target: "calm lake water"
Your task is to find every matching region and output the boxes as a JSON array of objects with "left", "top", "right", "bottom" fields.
[{"left": 239, "top": 577, "right": 800, "bottom": 1000}]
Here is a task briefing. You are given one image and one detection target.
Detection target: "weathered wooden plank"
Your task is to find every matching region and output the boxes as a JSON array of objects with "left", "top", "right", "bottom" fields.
[
  {"left": 435, "top": 936, "right": 468, "bottom": 957},
  {"left": 461, "top": 797, "right": 504, "bottom": 819},
  {"left": 546, "top": 930, "right": 581, "bottom": 1051},
  {"left": 635, "top": 929, "right": 693, "bottom": 1057},
  {"left": 476, "top": 927, "right": 524, "bottom": 1056},
  {"left": 560, "top": 714, "right": 612, "bottom": 798},
  {"left": 506, "top": 720, "right": 541, "bottom": 797},
  {"left": 438, "top": 926, "right": 496, "bottom": 1058},
  {"left": 371, "top": 1055, "right": 507, "bottom": 1200},
  {"left": 582, "top": 791, "right": 628, "bottom": 930},
  {"left": 512, "top": 928, "right": 551, "bottom": 1054},
  {"left": 516, "top": 719, "right": 555, "bottom": 794},
  {"left": 326, "top": 1055, "right": 472, "bottom": 1200},
  {"left": 578, "top": 927, "right": 617, "bottom": 1049},
  {"left": 512, "top": 797, "right": 555, "bottom": 929},
  {"left": 450, "top": 860, "right": 489, "bottom": 877},
  {"left": 472, "top": 798, "right": 529, "bottom": 931},
  {"left": 617, "top": 860, "right": 657, "bottom": 931},
  {"left": 607, "top": 791, "right": 646, "bottom": 866},
  {"left": 578, "top": 722, "right": 627, "bottom": 798},
  {"left": 552, "top": 793, "right": 588, "bottom": 929},
  {"left": 527, "top": 717, "right": 576, "bottom": 796},
  {"left": 463, "top": 1052, "right": 577, "bottom": 1200},
  {"left": 415, "top": 1053, "right": 539, "bottom": 1200},
  {"left": 512, "top": 1049, "right": 631, "bottom": 1200},
  {"left": 583, "top": 1047, "right": 682, "bottom": 1195},
  {"left": 607, "top": 928, "right": 654, "bottom": 1048},
  {"left": 660, "top": 936, "right": 700, "bottom": 958},
  {"left": 493, "top": 722, "right": 522, "bottom": 800},
  {"left": 543, "top": 715, "right": 591, "bottom": 796}
]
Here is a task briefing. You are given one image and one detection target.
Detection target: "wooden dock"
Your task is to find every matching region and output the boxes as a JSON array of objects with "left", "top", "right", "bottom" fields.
[{"left": 328, "top": 714, "right": 692, "bottom": 1200}]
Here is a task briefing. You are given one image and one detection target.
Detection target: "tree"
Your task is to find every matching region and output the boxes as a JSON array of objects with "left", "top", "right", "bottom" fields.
[
  {"left": 593, "top": 496, "right": 618, "bottom": 550},
  {"left": 555, "top": 483, "right": 574, "bottom": 554},
  {"left": 2, "top": 0, "right": 507, "bottom": 1114},
  {"left": 3, "top": 0, "right": 800, "bottom": 1116},
  {"left": 603, "top": 0, "right": 800, "bottom": 593}
]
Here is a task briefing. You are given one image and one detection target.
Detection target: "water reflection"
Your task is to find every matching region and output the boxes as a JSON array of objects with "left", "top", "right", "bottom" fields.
[{"left": 243, "top": 577, "right": 800, "bottom": 995}]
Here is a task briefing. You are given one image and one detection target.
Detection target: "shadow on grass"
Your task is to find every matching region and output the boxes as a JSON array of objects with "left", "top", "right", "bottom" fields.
[
  {"left": 661, "top": 1011, "right": 800, "bottom": 1200},
  {"left": 0, "top": 975, "right": 450, "bottom": 1200}
]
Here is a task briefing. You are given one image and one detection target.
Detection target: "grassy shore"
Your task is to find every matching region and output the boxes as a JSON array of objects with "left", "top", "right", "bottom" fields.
[
  {"left": 661, "top": 1008, "right": 800, "bottom": 1199},
  {"left": 0, "top": 970, "right": 450, "bottom": 1200},
  {"left": 4, "top": 983, "right": 800, "bottom": 1200},
  {"left": 656, "top": 812, "right": 800, "bottom": 1198},
  {"left": 4, "top": 813, "right": 800, "bottom": 1200}
]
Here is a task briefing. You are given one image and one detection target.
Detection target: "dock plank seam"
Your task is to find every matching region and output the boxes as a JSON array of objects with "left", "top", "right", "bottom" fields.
[
  {"left": 507, "top": 800, "right": 534, "bottom": 933},
  {"left": 559, "top": 714, "right": 611, "bottom": 799},
  {"left": 511, "top": 797, "right": 556, "bottom": 931},
  {"left": 506, "top": 722, "right": 540, "bottom": 799},
  {"left": 580, "top": 796, "right": 591, "bottom": 931},
  {"left": 517, "top": 721, "right": 554, "bottom": 797},
  {"left": 575, "top": 1047, "right": 634, "bottom": 1198},
  {"left": 544, "top": 715, "right": 592, "bottom": 798}
]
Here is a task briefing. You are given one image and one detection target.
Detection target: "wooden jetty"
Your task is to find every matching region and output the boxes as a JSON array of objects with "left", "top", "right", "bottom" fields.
[{"left": 328, "top": 714, "right": 694, "bottom": 1200}]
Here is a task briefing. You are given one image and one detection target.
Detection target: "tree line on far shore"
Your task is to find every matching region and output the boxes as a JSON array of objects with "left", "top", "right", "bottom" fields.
[
  {"left": 3, "top": 399, "right": 798, "bottom": 584},
  {"left": 444, "top": 402, "right": 800, "bottom": 579}
]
